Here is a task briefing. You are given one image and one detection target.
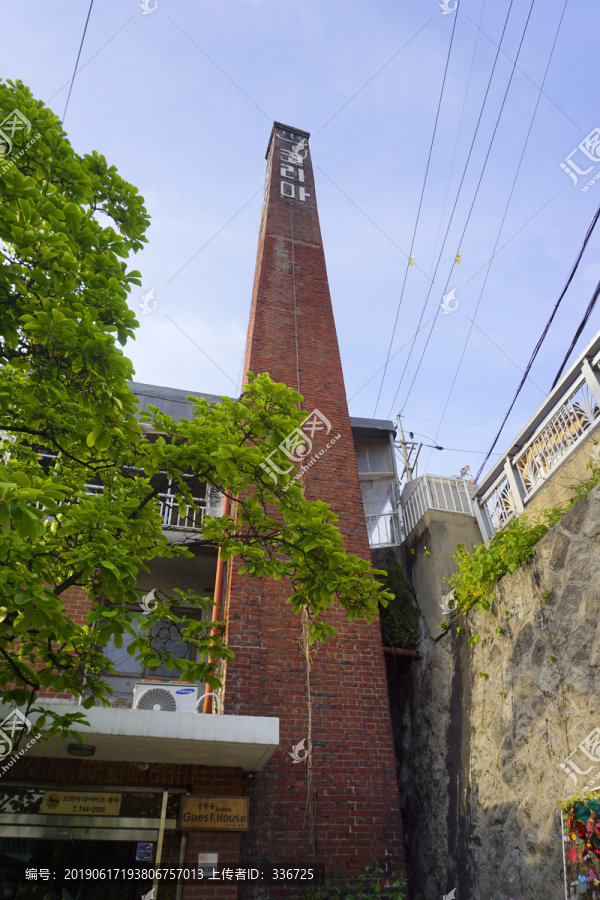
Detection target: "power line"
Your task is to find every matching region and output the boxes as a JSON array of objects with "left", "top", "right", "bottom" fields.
[
  {"left": 420, "top": 442, "right": 502, "bottom": 455},
  {"left": 424, "top": 0, "right": 570, "bottom": 455},
  {"left": 396, "top": 0, "right": 538, "bottom": 420},
  {"left": 46, "top": 0, "right": 95, "bottom": 192},
  {"left": 401, "top": 416, "right": 498, "bottom": 428},
  {"left": 373, "top": 7, "right": 461, "bottom": 416},
  {"left": 430, "top": 0, "right": 488, "bottom": 284},
  {"left": 550, "top": 277, "right": 600, "bottom": 388},
  {"left": 348, "top": 316, "right": 435, "bottom": 402},
  {"left": 384, "top": 0, "right": 519, "bottom": 418},
  {"left": 62, "top": 0, "right": 95, "bottom": 123},
  {"left": 475, "top": 201, "right": 600, "bottom": 481},
  {"left": 406, "top": 431, "right": 501, "bottom": 455}
]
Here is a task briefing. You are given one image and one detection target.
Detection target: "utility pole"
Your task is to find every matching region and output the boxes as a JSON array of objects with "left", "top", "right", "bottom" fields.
[{"left": 396, "top": 413, "right": 413, "bottom": 482}]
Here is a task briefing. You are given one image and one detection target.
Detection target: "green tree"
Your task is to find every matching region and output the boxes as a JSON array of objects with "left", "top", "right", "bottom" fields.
[{"left": 0, "top": 80, "right": 391, "bottom": 744}]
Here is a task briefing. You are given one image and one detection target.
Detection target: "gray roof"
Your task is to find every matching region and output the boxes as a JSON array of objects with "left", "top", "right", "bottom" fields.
[
  {"left": 350, "top": 416, "right": 396, "bottom": 437},
  {"left": 129, "top": 382, "right": 394, "bottom": 437},
  {"left": 129, "top": 381, "right": 228, "bottom": 422}
]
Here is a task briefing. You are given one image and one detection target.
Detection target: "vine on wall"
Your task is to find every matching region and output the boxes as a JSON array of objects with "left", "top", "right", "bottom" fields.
[
  {"left": 441, "top": 458, "right": 600, "bottom": 644},
  {"left": 378, "top": 561, "right": 420, "bottom": 650}
]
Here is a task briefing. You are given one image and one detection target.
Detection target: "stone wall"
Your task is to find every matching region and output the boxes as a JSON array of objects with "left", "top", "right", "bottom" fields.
[{"left": 403, "top": 483, "right": 600, "bottom": 900}]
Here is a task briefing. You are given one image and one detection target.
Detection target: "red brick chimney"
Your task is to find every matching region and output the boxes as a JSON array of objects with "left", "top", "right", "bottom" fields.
[{"left": 223, "top": 122, "right": 404, "bottom": 889}]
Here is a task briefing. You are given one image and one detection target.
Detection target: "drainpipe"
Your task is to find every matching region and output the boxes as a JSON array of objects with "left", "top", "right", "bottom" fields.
[
  {"left": 151, "top": 790, "right": 169, "bottom": 898},
  {"left": 175, "top": 828, "right": 188, "bottom": 900},
  {"left": 383, "top": 647, "right": 416, "bottom": 659},
  {"left": 203, "top": 492, "right": 231, "bottom": 714}
]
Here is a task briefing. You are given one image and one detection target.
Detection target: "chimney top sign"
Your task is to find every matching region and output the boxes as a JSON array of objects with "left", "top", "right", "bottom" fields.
[{"left": 266, "top": 121, "right": 310, "bottom": 159}]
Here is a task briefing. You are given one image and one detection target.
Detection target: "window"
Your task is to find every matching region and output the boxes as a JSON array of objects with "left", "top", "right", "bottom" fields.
[{"left": 100, "top": 610, "right": 204, "bottom": 701}]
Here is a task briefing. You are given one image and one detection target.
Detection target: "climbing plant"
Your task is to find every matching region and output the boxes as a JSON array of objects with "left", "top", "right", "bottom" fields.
[
  {"left": 441, "top": 456, "right": 600, "bottom": 640},
  {"left": 378, "top": 560, "right": 419, "bottom": 650},
  {"left": 294, "top": 862, "right": 407, "bottom": 899}
]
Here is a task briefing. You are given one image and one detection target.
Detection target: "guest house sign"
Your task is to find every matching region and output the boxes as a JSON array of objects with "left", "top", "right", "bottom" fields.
[{"left": 180, "top": 796, "right": 249, "bottom": 831}]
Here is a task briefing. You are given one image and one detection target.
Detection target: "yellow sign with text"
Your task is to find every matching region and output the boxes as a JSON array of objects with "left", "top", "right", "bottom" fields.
[
  {"left": 180, "top": 796, "right": 249, "bottom": 831},
  {"left": 41, "top": 791, "right": 122, "bottom": 816}
]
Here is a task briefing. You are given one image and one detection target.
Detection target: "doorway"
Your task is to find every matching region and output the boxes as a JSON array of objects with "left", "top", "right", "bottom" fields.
[{"left": 0, "top": 833, "right": 181, "bottom": 899}]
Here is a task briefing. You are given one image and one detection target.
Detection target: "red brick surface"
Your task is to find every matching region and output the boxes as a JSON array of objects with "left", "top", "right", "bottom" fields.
[
  {"left": 5, "top": 759, "right": 243, "bottom": 899},
  {"left": 3, "top": 124, "right": 404, "bottom": 900},
  {"left": 223, "top": 124, "right": 404, "bottom": 892}
]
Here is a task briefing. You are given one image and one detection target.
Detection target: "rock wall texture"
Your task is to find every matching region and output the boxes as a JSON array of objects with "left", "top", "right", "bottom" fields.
[{"left": 403, "top": 483, "right": 600, "bottom": 900}]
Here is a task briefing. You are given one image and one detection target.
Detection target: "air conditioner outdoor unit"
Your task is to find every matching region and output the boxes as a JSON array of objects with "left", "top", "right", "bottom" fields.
[{"left": 132, "top": 682, "right": 199, "bottom": 713}]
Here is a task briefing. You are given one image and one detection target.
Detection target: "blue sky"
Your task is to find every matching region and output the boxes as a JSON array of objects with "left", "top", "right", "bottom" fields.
[{"left": 3, "top": 0, "right": 600, "bottom": 481}]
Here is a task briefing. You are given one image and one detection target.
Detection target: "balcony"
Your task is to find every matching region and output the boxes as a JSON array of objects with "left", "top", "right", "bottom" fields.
[
  {"left": 474, "top": 330, "right": 600, "bottom": 537},
  {"left": 38, "top": 459, "right": 220, "bottom": 538},
  {"left": 157, "top": 484, "right": 209, "bottom": 532},
  {"left": 365, "top": 511, "right": 404, "bottom": 548},
  {"left": 401, "top": 474, "right": 476, "bottom": 538},
  {"left": 353, "top": 421, "right": 404, "bottom": 549}
]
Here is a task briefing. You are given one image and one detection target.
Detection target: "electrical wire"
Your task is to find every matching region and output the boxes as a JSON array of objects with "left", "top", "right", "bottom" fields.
[
  {"left": 395, "top": 0, "right": 538, "bottom": 421},
  {"left": 422, "top": 0, "right": 570, "bottom": 465},
  {"left": 372, "top": 6, "right": 461, "bottom": 416},
  {"left": 419, "top": 442, "right": 502, "bottom": 455},
  {"left": 550, "top": 277, "right": 600, "bottom": 387},
  {"left": 384, "top": 0, "right": 519, "bottom": 419},
  {"left": 396, "top": 431, "right": 502, "bottom": 455},
  {"left": 46, "top": 0, "right": 95, "bottom": 192},
  {"left": 61, "top": 0, "right": 95, "bottom": 123},
  {"left": 475, "top": 202, "right": 600, "bottom": 480},
  {"left": 430, "top": 0, "right": 488, "bottom": 280}
]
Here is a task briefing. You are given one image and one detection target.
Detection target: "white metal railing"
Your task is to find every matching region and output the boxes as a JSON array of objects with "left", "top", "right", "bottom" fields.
[
  {"left": 158, "top": 488, "right": 207, "bottom": 532},
  {"left": 365, "top": 511, "right": 404, "bottom": 548},
  {"left": 475, "top": 331, "right": 600, "bottom": 538},
  {"left": 401, "top": 474, "right": 476, "bottom": 537},
  {"left": 35, "top": 456, "right": 211, "bottom": 534},
  {"left": 515, "top": 379, "right": 600, "bottom": 494}
]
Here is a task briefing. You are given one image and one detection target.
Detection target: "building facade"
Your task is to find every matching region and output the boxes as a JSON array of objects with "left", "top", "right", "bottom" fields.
[{"left": 0, "top": 123, "right": 405, "bottom": 899}]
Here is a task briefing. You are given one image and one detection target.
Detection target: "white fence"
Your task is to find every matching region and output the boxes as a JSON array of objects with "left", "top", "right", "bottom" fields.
[
  {"left": 474, "top": 333, "right": 600, "bottom": 537},
  {"left": 365, "top": 511, "right": 404, "bottom": 548},
  {"left": 401, "top": 474, "right": 476, "bottom": 537}
]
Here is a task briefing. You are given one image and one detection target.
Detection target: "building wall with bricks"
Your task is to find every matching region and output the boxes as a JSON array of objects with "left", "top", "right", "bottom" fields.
[
  {"left": 0, "top": 122, "right": 404, "bottom": 900},
  {"left": 223, "top": 122, "right": 404, "bottom": 892}
]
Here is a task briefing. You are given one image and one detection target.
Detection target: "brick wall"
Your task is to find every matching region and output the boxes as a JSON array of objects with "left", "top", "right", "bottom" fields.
[
  {"left": 223, "top": 123, "right": 404, "bottom": 894},
  {"left": 5, "top": 759, "right": 243, "bottom": 900}
]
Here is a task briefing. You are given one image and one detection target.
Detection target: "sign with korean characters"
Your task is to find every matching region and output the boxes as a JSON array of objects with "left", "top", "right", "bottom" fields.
[
  {"left": 41, "top": 791, "right": 122, "bottom": 816},
  {"left": 180, "top": 796, "right": 249, "bottom": 831}
]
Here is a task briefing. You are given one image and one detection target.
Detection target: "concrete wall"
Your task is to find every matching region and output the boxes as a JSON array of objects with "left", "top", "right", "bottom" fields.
[
  {"left": 401, "top": 509, "right": 483, "bottom": 637},
  {"left": 402, "top": 483, "right": 600, "bottom": 900}
]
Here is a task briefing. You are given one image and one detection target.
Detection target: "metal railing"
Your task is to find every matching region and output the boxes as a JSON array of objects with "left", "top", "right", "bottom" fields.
[
  {"left": 36, "top": 456, "right": 210, "bottom": 534},
  {"left": 158, "top": 488, "right": 207, "bottom": 532},
  {"left": 474, "top": 331, "right": 600, "bottom": 538},
  {"left": 401, "top": 474, "right": 476, "bottom": 537},
  {"left": 365, "top": 511, "right": 404, "bottom": 548}
]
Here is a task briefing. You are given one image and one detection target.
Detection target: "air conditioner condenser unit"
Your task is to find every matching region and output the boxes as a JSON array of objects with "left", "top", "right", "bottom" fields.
[{"left": 132, "top": 682, "right": 199, "bottom": 713}]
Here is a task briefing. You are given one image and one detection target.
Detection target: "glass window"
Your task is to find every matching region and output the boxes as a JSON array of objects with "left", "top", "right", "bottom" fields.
[{"left": 99, "top": 611, "right": 202, "bottom": 700}]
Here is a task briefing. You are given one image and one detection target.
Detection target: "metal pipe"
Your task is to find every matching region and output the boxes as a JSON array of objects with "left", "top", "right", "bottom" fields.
[
  {"left": 175, "top": 826, "right": 188, "bottom": 900},
  {"left": 203, "top": 492, "right": 231, "bottom": 713},
  {"left": 197, "top": 691, "right": 223, "bottom": 714},
  {"left": 151, "top": 789, "right": 169, "bottom": 897},
  {"left": 383, "top": 647, "right": 416, "bottom": 659}
]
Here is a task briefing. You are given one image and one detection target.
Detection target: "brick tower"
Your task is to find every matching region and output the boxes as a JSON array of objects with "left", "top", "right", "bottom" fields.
[{"left": 222, "top": 123, "right": 404, "bottom": 892}]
